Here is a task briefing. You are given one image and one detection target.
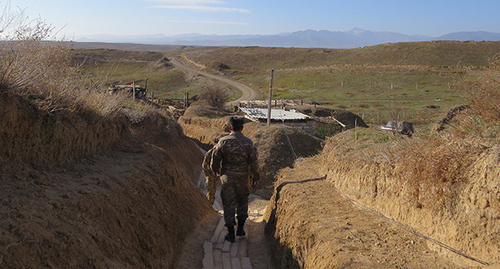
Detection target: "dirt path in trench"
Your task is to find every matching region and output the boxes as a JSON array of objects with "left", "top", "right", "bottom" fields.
[{"left": 176, "top": 176, "right": 274, "bottom": 269}]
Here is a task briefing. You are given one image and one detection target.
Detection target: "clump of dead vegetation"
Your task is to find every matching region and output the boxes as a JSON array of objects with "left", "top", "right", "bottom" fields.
[
  {"left": 0, "top": 4, "right": 128, "bottom": 116},
  {"left": 198, "top": 80, "right": 231, "bottom": 109}
]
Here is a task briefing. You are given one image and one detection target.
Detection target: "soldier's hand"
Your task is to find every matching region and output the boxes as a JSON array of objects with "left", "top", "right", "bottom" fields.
[{"left": 252, "top": 180, "right": 260, "bottom": 189}]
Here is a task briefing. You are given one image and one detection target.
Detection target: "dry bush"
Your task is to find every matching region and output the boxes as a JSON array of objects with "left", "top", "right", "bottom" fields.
[
  {"left": 465, "top": 71, "right": 500, "bottom": 123},
  {"left": 439, "top": 70, "right": 500, "bottom": 143},
  {"left": 198, "top": 80, "right": 230, "bottom": 109},
  {"left": 0, "top": 3, "right": 124, "bottom": 115},
  {"left": 395, "top": 137, "right": 483, "bottom": 210},
  {"left": 0, "top": 4, "right": 72, "bottom": 94}
]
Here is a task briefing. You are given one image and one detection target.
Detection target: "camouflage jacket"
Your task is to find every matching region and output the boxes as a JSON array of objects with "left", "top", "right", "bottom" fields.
[{"left": 211, "top": 132, "right": 260, "bottom": 181}]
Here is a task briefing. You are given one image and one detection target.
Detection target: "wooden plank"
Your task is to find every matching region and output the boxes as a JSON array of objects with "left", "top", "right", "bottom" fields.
[
  {"left": 211, "top": 218, "right": 225, "bottom": 243},
  {"left": 230, "top": 239, "right": 239, "bottom": 257},
  {"left": 213, "top": 249, "right": 223, "bottom": 269},
  {"left": 231, "top": 258, "right": 242, "bottom": 269},
  {"left": 222, "top": 253, "right": 231, "bottom": 269},
  {"left": 217, "top": 225, "right": 227, "bottom": 243},
  {"left": 202, "top": 241, "right": 214, "bottom": 269},
  {"left": 237, "top": 238, "right": 247, "bottom": 257},
  {"left": 241, "top": 257, "right": 252, "bottom": 269},
  {"left": 222, "top": 240, "right": 231, "bottom": 252}
]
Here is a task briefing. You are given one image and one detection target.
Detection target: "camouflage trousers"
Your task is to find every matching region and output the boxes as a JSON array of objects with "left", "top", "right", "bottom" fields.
[
  {"left": 205, "top": 173, "right": 217, "bottom": 205},
  {"left": 220, "top": 173, "right": 250, "bottom": 226}
]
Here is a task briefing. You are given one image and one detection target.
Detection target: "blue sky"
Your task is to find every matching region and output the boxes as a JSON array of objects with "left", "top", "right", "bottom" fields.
[{"left": 10, "top": 0, "right": 500, "bottom": 38}]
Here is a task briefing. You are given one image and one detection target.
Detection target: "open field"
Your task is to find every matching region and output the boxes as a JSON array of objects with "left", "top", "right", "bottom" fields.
[
  {"left": 181, "top": 41, "right": 500, "bottom": 124},
  {"left": 72, "top": 49, "right": 197, "bottom": 99}
]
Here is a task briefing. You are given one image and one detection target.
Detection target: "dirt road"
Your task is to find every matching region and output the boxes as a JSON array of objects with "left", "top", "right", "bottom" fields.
[{"left": 170, "top": 58, "right": 260, "bottom": 102}]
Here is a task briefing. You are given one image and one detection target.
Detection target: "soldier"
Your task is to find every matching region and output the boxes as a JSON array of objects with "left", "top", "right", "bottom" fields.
[
  {"left": 211, "top": 116, "right": 260, "bottom": 243},
  {"left": 202, "top": 138, "right": 220, "bottom": 205}
]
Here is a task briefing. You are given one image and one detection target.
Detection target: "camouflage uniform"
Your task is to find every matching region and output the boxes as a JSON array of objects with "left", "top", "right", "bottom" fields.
[
  {"left": 211, "top": 132, "right": 260, "bottom": 227},
  {"left": 202, "top": 147, "right": 217, "bottom": 205}
]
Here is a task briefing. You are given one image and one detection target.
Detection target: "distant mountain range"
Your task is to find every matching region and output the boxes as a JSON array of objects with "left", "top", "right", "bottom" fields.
[{"left": 75, "top": 28, "right": 500, "bottom": 49}]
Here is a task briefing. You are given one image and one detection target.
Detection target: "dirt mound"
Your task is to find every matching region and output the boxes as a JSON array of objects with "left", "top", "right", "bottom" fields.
[
  {"left": 434, "top": 104, "right": 470, "bottom": 132},
  {"left": 0, "top": 93, "right": 213, "bottom": 268},
  {"left": 295, "top": 106, "right": 369, "bottom": 128},
  {"left": 242, "top": 122, "right": 323, "bottom": 190},
  {"left": 153, "top": 57, "right": 174, "bottom": 69},
  {"left": 183, "top": 102, "right": 231, "bottom": 119}
]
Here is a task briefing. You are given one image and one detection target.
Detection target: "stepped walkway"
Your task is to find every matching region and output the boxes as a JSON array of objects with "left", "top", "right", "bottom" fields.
[
  {"left": 192, "top": 167, "right": 271, "bottom": 269},
  {"left": 202, "top": 211, "right": 261, "bottom": 269}
]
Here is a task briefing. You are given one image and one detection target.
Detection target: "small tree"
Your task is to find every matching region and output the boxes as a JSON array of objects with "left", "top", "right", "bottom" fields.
[{"left": 199, "top": 81, "right": 230, "bottom": 109}]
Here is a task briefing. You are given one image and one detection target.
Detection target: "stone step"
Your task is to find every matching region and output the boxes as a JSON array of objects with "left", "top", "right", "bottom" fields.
[{"left": 204, "top": 215, "right": 253, "bottom": 269}]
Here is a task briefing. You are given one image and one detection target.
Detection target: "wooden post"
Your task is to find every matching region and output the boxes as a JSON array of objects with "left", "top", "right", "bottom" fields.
[
  {"left": 267, "top": 69, "right": 274, "bottom": 126},
  {"left": 133, "top": 81, "right": 136, "bottom": 100},
  {"left": 354, "top": 118, "right": 358, "bottom": 141},
  {"left": 186, "top": 92, "right": 190, "bottom": 107}
]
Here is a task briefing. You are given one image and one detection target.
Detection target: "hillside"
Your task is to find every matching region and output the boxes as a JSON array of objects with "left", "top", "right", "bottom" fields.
[
  {"left": 179, "top": 41, "right": 499, "bottom": 125},
  {"left": 184, "top": 41, "right": 500, "bottom": 70}
]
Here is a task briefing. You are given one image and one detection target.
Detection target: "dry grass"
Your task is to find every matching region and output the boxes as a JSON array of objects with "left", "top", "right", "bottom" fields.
[{"left": 0, "top": 5, "right": 128, "bottom": 116}]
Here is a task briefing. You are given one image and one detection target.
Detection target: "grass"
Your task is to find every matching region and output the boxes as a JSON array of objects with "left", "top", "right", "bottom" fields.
[
  {"left": 65, "top": 41, "right": 500, "bottom": 126},
  {"left": 75, "top": 49, "right": 193, "bottom": 99},
  {"left": 181, "top": 42, "right": 500, "bottom": 125}
]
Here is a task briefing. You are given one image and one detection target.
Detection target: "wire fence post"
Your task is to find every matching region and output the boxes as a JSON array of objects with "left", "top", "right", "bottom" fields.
[
  {"left": 133, "top": 81, "right": 136, "bottom": 100},
  {"left": 267, "top": 69, "right": 274, "bottom": 126}
]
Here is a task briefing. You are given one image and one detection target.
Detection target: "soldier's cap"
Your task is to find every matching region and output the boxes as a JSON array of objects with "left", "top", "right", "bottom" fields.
[
  {"left": 229, "top": 116, "right": 244, "bottom": 125},
  {"left": 229, "top": 116, "right": 245, "bottom": 131}
]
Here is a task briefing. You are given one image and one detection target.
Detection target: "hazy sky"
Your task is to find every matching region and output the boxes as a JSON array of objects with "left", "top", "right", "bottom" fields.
[{"left": 9, "top": 0, "right": 500, "bottom": 37}]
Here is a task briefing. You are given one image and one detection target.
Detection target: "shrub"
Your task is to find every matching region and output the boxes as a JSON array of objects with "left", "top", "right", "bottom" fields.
[
  {"left": 198, "top": 80, "right": 230, "bottom": 109},
  {"left": 0, "top": 2, "right": 125, "bottom": 116}
]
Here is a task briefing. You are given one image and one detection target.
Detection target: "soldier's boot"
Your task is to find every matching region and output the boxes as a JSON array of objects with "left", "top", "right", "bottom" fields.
[
  {"left": 236, "top": 219, "right": 246, "bottom": 237},
  {"left": 225, "top": 225, "right": 235, "bottom": 243}
]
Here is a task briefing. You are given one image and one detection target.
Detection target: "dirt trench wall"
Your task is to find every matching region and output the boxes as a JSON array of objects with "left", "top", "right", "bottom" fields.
[
  {"left": 0, "top": 93, "right": 213, "bottom": 268},
  {"left": 0, "top": 93, "right": 128, "bottom": 166},
  {"left": 319, "top": 141, "right": 500, "bottom": 264},
  {"left": 177, "top": 115, "right": 230, "bottom": 148}
]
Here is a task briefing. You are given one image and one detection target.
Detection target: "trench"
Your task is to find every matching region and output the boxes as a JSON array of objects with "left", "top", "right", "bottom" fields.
[{"left": 175, "top": 145, "right": 274, "bottom": 269}]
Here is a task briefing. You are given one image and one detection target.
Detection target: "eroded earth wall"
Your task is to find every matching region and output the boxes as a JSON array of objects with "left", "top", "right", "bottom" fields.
[
  {"left": 265, "top": 129, "right": 499, "bottom": 267},
  {"left": 0, "top": 93, "right": 213, "bottom": 268},
  {"left": 318, "top": 141, "right": 499, "bottom": 264}
]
